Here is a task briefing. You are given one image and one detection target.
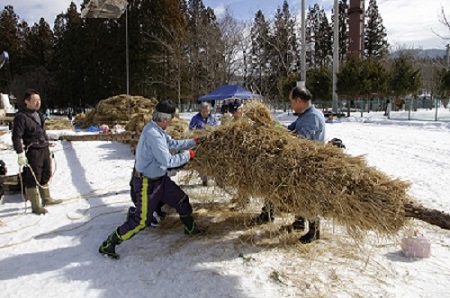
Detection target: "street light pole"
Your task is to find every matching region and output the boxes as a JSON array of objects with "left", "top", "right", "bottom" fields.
[
  {"left": 126, "top": 6, "right": 130, "bottom": 118},
  {"left": 300, "top": 0, "right": 306, "bottom": 85},
  {"left": 446, "top": 43, "right": 450, "bottom": 67},
  {"left": 332, "top": 0, "right": 339, "bottom": 113}
]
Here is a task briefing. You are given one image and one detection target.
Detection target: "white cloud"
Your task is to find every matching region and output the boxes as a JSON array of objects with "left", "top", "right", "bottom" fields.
[
  {"left": 376, "top": 0, "right": 447, "bottom": 49},
  {"left": 12, "top": 0, "right": 83, "bottom": 28}
]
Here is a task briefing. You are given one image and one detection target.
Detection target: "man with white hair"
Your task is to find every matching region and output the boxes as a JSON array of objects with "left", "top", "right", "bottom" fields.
[
  {"left": 189, "top": 102, "right": 217, "bottom": 130},
  {"left": 189, "top": 102, "right": 217, "bottom": 186},
  {"left": 99, "top": 100, "right": 206, "bottom": 259}
]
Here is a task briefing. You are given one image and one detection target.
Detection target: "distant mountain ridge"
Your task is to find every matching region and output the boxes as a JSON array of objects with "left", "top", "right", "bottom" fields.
[{"left": 391, "top": 48, "right": 448, "bottom": 59}]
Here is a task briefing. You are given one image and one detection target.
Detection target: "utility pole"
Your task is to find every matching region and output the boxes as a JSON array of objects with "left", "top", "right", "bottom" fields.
[
  {"left": 126, "top": 6, "right": 130, "bottom": 118},
  {"left": 446, "top": 44, "right": 450, "bottom": 67},
  {"left": 300, "top": 0, "right": 306, "bottom": 86},
  {"left": 332, "top": 0, "right": 339, "bottom": 113}
]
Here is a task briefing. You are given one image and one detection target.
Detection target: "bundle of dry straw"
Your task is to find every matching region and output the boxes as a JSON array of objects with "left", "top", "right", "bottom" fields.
[
  {"left": 45, "top": 119, "right": 74, "bottom": 131},
  {"left": 75, "top": 94, "right": 158, "bottom": 128},
  {"left": 189, "top": 101, "right": 411, "bottom": 236}
]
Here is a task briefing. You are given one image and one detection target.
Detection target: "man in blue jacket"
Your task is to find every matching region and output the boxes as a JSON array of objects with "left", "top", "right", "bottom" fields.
[
  {"left": 189, "top": 102, "right": 217, "bottom": 130},
  {"left": 188, "top": 102, "right": 217, "bottom": 186},
  {"left": 99, "top": 100, "right": 205, "bottom": 259}
]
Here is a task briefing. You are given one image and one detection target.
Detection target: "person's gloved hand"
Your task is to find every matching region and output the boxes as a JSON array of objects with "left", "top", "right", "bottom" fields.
[
  {"left": 194, "top": 136, "right": 206, "bottom": 144},
  {"left": 188, "top": 149, "right": 195, "bottom": 159},
  {"left": 329, "top": 138, "right": 346, "bottom": 149},
  {"left": 17, "top": 152, "right": 28, "bottom": 166}
]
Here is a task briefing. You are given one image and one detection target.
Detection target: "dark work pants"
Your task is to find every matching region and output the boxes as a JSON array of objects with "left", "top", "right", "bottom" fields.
[
  {"left": 118, "top": 175, "right": 193, "bottom": 241},
  {"left": 22, "top": 147, "right": 51, "bottom": 188}
]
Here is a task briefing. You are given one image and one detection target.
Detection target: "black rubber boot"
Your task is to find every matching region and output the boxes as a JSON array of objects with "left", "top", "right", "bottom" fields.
[
  {"left": 251, "top": 202, "right": 274, "bottom": 225},
  {"left": 299, "top": 219, "right": 320, "bottom": 244},
  {"left": 99, "top": 229, "right": 123, "bottom": 259},
  {"left": 292, "top": 217, "right": 306, "bottom": 231},
  {"left": 180, "top": 215, "right": 205, "bottom": 235}
]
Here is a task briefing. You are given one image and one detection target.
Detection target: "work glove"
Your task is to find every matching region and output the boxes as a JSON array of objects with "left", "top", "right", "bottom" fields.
[
  {"left": 194, "top": 136, "right": 206, "bottom": 144},
  {"left": 17, "top": 152, "right": 28, "bottom": 166},
  {"left": 188, "top": 149, "right": 195, "bottom": 159},
  {"left": 329, "top": 138, "right": 346, "bottom": 149}
]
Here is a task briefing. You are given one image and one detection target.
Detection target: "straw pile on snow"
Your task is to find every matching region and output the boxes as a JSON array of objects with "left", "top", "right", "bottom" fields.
[
  {"left": 65, "top": 94, "right": 192, "bottom": 149},
  {"left": 75, "top": 94, "right": 158, "bottom": 128},
  {"left": 45, "top": 118, "right": 74, "bottom": 131},
  {"left": 189, "top": 101, "right": 411, "bottom": 236},
  {"left": 167, "top": 117, "right": 192, "bottom": 140}
]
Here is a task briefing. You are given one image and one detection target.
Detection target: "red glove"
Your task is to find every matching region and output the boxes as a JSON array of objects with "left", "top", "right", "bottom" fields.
[{"left": 188, "top": 149, "right": 195, "bottom": 159}]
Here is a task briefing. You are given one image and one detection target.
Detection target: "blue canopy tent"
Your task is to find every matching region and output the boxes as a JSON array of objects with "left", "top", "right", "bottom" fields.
[{"left": 198, "top": 85, "right": 262, "bottom": 101}]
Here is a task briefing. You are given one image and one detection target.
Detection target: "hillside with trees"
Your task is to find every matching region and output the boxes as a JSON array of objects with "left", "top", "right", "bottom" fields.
[{"left": 0, "top": 0, "right": 448, "bottom": 110}]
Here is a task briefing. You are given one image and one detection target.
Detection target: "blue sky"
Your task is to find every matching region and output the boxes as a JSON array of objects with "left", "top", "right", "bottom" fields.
[
  {"left": 6, "top": 0, "right": 450, "bottom": 50},
  {"left": 203, "top": 0, "right": 303, "bottom": 21}
]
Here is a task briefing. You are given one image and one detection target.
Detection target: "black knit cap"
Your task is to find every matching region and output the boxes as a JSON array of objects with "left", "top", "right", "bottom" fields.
[{"left": 155, "top": 100, "right": 176, "bottom": 114}]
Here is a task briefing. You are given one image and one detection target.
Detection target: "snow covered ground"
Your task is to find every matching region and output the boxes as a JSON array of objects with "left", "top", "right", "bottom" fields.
[{"left": 1, "top": 110, "right": 450, "bottom": 298}]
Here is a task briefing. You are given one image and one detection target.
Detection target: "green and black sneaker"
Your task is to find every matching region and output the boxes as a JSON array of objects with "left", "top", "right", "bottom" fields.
[
  {"left": 184, "top": 224, "right": 206, "bottom": 236},
  {"left": 99, "top": 230, "right": 122, "bottom": 259},
  {"left": 99, "top": 240, "right": 120, "bottom": 259}
]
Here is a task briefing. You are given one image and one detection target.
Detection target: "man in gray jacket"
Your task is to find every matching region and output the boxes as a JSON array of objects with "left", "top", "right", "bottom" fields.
[
  {"left": 254, "top": 87, "right": 325, "bottom": 244},
  {"left": 287, "top": 86, "right": 325, "bottom": 243}
]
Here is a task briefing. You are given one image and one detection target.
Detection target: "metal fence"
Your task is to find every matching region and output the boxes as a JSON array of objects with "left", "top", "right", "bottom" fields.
[
  {"left": 177, "top": 98, "right": 450, "bottom": 122},
  {"left": 387, "top": 98, "right": 450, "bottom": 122}
]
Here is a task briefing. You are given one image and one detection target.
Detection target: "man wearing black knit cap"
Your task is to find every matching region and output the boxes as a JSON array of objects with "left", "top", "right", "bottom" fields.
[{"left": 99, "top": 100, "right": 205, "bottom": 259}]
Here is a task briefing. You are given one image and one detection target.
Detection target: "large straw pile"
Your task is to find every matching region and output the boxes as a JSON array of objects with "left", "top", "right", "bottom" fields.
[
  {"left": 45, "top": 118, "right": 74, "bottom": 131},
  {"left": 63, "top": 95, "right": 192, "bottom": 150},
  {"left": 75, "top": 94, "right": 158, "bottom": 128},
  {"left": 189, "top": 101, "right": 411, "bottom": 236}
]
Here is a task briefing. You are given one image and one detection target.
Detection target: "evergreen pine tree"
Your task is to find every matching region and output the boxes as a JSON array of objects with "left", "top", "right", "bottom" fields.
[
  {"left": 306, "top": 5, "right": 332, "bottom": 68},
  {"left": 364, "top": 0, "right": 389, "bottom": 59},
  {"left": 51, "top": 2, "right": 84, "bottom": 108},
  {"left": 389, "top": 54, "right": 422, "bottom": 100},
  {"left": 249, "top": 10, "right": 271, "bottom": 96},
  {"left": 0, "top": 5, "right": 24, "bottom": 92},
  {"left": 270, "top": 1, "right": 297, "bottom": 99}
]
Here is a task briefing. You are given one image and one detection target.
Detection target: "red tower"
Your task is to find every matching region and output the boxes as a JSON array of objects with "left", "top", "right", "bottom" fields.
[{"left": 348, "top": 0, "right": 365, "bottom": 58}]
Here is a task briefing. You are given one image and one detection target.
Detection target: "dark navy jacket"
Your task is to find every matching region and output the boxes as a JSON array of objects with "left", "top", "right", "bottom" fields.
[
  {"left": 12, "top": 108, "right": 49, "bottom": 153},
  {"left": 188, "top": 113, "right": 217, "bottom": 130}
]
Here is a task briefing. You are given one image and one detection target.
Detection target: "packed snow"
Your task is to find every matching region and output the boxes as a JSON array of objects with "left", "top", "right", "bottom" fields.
[{"left": 1, "top": 109, "right": 450, "bottom": 298}]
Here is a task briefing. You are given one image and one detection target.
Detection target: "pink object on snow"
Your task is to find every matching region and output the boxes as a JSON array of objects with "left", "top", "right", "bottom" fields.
[{"left": 401, "top": 230, "right": 431, "bottom": 258}]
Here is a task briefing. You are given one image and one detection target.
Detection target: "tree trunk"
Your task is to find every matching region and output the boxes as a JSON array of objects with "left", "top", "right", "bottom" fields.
[{"left": 404, "top": 201, "right": 450, "bottom": 230}]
